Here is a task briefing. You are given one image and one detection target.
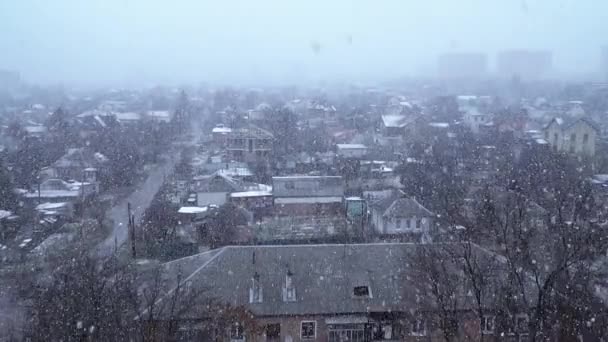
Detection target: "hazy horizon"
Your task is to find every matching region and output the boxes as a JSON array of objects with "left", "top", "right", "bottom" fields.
[{"left": 1, "top": 0, "right": 607, "bottom": 86}]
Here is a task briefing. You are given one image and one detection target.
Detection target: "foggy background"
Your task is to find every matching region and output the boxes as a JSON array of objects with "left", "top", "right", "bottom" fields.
[{"left": 1, "top": 0, "right": 606, "bottom": 86}]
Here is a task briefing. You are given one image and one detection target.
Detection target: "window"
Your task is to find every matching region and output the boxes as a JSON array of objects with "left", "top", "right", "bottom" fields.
[
  {"left": 395, "top": 218, "right": 401, "bottom": 228},
  {"left": 544, "top": 131, "right": 548, "bottom": 139},
  {"left": 415, "top": 219, "right": 422, "bottom": 229},
  {"left": 301, "top": 321, "right": 316, "bottom": 340},
  {"left": 411, "top": 318, "right": 426, "bottom": 336},
  {"left": 481, "top": 315, "right": 495, "bottom": 334},
  {"left": 230, "top": 322, "right": 245, "bottom": 341},
  {"left": 583, "top": 133, "right": 589, "bottom": 144},
  {"left": 381, "top": 324, "right": 392, "bottom": 339},
  {"left": 283, "top": 271, "right": 296, "bottom": 302},
  {"left": 516, "top": 314, "right": 528, "bottom": 332},
  {"left": 553, "top": 133, "right": 558, "bottom": 144},
  {"left": 329, "top": 324, "right": 366, "bottom": 342},
  {"left": 405, "top": 219, "right": 411, "bottom": 229},
  {"left": 353, "top": 285, "right": 371, "bottom": 297},
  {"left": 284, "top": 286, "right": 296, "bottom": 302},
  {"left": 249, "top": 273, "right": 263, "bottom": 303},
  {"left": 570, "top": 133, "right": 576, "bottom": 142}
]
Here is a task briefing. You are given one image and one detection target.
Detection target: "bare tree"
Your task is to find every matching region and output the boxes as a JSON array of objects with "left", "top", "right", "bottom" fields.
[
  {"left": 25, "top": 248, "right": 139, "bottom": 341},
  {"left": 445, "top": 241, "right": 501, "bottom": 341},
  {"left": 410, "top": 245, "right": 461, "bottom": 342},
  {"left": 480, "top": 190, "right": 608, "bottom": 341}
]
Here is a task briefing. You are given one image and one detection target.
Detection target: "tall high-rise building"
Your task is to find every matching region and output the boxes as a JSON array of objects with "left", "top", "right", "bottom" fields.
[
  {"left": 602, "top": 46, "right": 608, "bottom": 82},
  {"left": 496, "top": 50, "right": 553, "bottom": 80},
  {"left": 437, "top": 53, "right": 488, "bottom": 79}
]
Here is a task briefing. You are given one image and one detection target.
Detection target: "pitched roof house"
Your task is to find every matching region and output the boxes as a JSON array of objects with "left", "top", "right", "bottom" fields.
[
  {"left": 368, "top": 191, "right": 434, "bottom": 240},
  {"left": 543, "top": 117, "right": 599, "bottom": 156},
  {"left": 272, "top": 176, "right": 344, "bottom": 216},
  {"left": 142, "top": 243, "right": 533, "bottom": 342}
]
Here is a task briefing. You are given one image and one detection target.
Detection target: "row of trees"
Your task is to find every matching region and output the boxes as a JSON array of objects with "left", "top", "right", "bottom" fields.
[
  {"left": 413, "top": 195, "right": 608, "bottom": 341},
  {"left": 5, "top": 89, "right": 191, "bottom": 191},
  {"left": 6, "top": 234, "right": 248, "bottom": 342},
  {"left": 400, "top": 130, "right": 608, "bottom": 340}
]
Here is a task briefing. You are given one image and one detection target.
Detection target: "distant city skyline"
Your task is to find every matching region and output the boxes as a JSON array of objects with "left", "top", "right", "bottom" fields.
[{"left": 1, "top": 0, "right": 607, "bottom": 86}]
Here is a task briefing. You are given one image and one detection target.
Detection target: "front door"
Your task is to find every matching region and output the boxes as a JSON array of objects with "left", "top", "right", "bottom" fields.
[{"left": 265, "top": 323, "right": 280, "bottom": 342}]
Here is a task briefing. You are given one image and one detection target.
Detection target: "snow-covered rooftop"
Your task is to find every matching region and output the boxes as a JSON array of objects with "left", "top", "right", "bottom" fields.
[
  {"left": 381, "top": 115, "right": 407, "bottom": 128},
  {"left": 36, "top": 202, "right": 69, "bottom": 210},
  {"left": 212, "top": 126, "right": 232, "bottom": 134},
  {"left": 336, "top": 144, "right": 367, "bottom": 150},
  {"left": 178, "top": 206, "right": 208, "bottom": 214},
  {"left": 230, "top": 191, "right": 272, "bottom": 198},
  {"left": 0, "top": 210, "right": 12, "bottom": 219},
  {"left": 275, "top": 196, "right": 343, "bottom": 204},
  {"left": 429, "top": 122, "right": 450, "bottom": 128},
  {"left": 115, "top": 112, "right": 141, "bottom": 121}
]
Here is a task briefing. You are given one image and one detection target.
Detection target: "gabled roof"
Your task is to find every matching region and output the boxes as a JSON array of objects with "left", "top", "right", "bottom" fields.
[
  {"left": 383, "top": 198, "right": 434, "bottom": 218},
  {"left": 381, "top": 114, "right": 424, "bottom": 129},
  {"left": 192, "top": 172, "right": 243, "bottom": 192},
  {"left": 53, "top": 148, "right": 108, "bottom": 169},
  {"left": 545, "top": 117, "right": 600, "bottom": 132},
  {"left": 149, "top": 243, "right": 525, "bottom": 318},
  {"left": 367, "top": 189, "right": 404, "bottom": 214},
  {"left": 381, "top": 115, "right": 408, "bottom": 128}
]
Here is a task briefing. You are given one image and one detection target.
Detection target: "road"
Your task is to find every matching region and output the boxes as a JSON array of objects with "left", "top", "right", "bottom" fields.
[
  {"left": 95, "top": 123, "right": 202, "bottom": 258},
  {"left": 94, "top": 151, "right": 182, "bottom": 258}
]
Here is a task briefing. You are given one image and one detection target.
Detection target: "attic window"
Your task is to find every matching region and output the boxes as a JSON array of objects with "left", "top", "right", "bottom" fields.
[
  {"left": 353, "top": 285, "right": 371, "bottom": 298},
  {"left": 249, "top": 272, "right": 263, "bottom": 303},
  {"left": 283, "top": 269, "right": 296, "bottom": 302}
]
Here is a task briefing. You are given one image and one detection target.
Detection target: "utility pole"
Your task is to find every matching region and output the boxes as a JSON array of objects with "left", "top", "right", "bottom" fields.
[
  {"left": 128, "top": 202, "right": 136, "bottom": 258},
  {"left": 37, "top": 176, "right": 41, "bottom": 204}
]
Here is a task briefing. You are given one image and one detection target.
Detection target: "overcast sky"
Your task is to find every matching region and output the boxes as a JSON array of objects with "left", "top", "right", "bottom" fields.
[{"left": 1, "top": 0, "right": 606, "bottom": 86}]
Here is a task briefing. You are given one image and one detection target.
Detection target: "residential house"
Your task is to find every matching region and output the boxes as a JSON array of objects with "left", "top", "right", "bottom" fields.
[
  {"left": 229, "top": 191, "right": 273, "bottom": 218},
  {"left": 462, "top": 108, "right": 493, "bottom": 134},
  {"left": 386, "top": 97, "right": 418, "bottom": 116},
  {"left": 226, "top": 126, "right": 274, "bottom": 162},
  {"left": 543, "top": 117, "right": 599, "bottom": 156},
  {"left": 248, "top": 102, "right": 272, "bottom": 121},
  {"left": 272, "top": 176, "right": 344, "bottom": 216},
  {"left": 114, "top": 112, "right": 142, "bottom": 125},
  {"left": 23, "top": 178, "right": 96, "bottom": 206},
  {"left": 74, "top": 110, "right": 117, "bottom": 138},
  {"left": 211, "top": 124, "right": 232, "bottom": 145},
  {"left": 368, "top": 190, "right": 434, "bottom": 240},
  {"left": 145, "top": 110, "right": 173, "bottom": 123},
  {"left": 144, "top": 243, "right": 534, "bottom": 342},
  {"left": 379, "top": 114, "right": 427, "bottom": 145},
  {"left": 23, "top": 124, "right": 47, "bottom": 139},
  {"left": 35, "top": 201, "right": 74, "bottom": 220},
  {"left": 336, "top": 144, "right": 368, "bottom": 158},
  {"left": 177, "top": 206, "right": 214, "bottom": 223},
  {"left": 48, "top": 148, "right": 108, "bottom": 183},
  {"left": 191, "top": 173, "right": 239, "bottom": 207}
]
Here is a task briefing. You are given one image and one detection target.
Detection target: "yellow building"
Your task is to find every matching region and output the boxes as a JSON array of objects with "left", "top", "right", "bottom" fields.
[{"left": 543, "top": 117, "right": 599, "bottom": 156}]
